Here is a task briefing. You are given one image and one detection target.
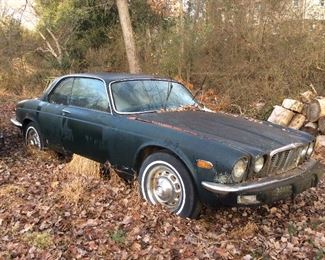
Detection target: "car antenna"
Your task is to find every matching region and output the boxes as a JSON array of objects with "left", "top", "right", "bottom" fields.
[{"left": 193, "top": 75, "right": 207, "bottom": 100}]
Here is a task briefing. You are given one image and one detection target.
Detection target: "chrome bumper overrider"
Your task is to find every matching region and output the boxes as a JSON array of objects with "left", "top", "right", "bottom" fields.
[
  {"left": 202, "top": 159, "right": 323, "bottom": 196},
  {"left": 10, "top": 118, "right": 22, "bottom": 128}
]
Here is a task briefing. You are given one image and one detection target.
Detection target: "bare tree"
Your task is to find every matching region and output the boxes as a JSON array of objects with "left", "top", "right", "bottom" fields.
[
  {"left": 37, "top": 29, "right": 63, "bottom": 66},
  {"left": 116, "top": 0, "right": 141, "bottom": 73}
]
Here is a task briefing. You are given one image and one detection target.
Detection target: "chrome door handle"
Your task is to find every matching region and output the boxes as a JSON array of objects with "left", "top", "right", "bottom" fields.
[{"left": 62, "top": 109, "right": 71, "bottom": 115}]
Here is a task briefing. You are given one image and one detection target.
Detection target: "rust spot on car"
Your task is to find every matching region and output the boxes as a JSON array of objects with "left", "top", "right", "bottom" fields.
[
  {"left": 149, "top": 120, "right": 198, "bottom": 135},
  {"left": 129, "top": 116, "right": 198, "bottom": 136}
]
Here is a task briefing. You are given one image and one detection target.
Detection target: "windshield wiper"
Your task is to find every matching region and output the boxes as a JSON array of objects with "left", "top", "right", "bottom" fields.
[{"left": 164, "top": 82, "right": 173, "bottom": 110}]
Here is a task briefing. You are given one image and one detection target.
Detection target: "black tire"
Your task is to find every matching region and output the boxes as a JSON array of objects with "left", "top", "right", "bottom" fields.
[
  {"left": 139, "top": 152, "right": 202, "bottom": 218},
  {"left": 24, "top": 122, "right": 44, "bottom": 150}
]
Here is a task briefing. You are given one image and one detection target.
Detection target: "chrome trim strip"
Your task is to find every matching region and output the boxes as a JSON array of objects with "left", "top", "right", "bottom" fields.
[
  {"left": 202, "top": 160, "right": 318, "bottom": 195},
  {"left": 10, "top": 118, "right": 22, "bottom": 127},
  {"left": 269, "top": 143, "right": 303, "bottom": 157},
  {"left": 202, "top": 179, "right": 288, "bottom": 195},
  {"left": 282, "top": 149, "right": 294, "bottom": 170}
]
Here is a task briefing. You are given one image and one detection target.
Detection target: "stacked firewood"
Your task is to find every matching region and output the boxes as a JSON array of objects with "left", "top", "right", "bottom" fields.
[{"left": 268, "top": 90, "right": 325, "bottom": 151}]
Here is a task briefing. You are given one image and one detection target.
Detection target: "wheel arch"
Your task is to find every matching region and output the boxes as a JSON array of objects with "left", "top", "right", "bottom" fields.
[
  {"left": 22, "top": 118, "right": 34, "bottom": 131},
  {"left": 133, "top": 143, "right": 197, "bottom": 180}
]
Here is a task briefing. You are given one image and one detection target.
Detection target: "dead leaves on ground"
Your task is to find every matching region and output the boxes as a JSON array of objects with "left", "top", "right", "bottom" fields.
[{"left": 0, "top": 100, "right": 324, "bottom": 259}]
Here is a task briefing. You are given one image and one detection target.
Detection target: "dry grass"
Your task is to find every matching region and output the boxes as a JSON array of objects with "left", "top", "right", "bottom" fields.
[
  {"left": 25, "top": 147, "right": 58, "bottom": 161},
  {"left": 65, "top": 154, "right": 100, "bottom": 178},
  {"left": 229, "top": 221, "right": 258, "bottom": 239},
  {"left": 0, "top": 184, "right": 25, "bottom": 197},
  {"left": 60, "top": 177, "right": 87, "bottom": 204},
  {"left": 60, "top": 154, "right": 101, "bottom": 204},
  {"left": 23, "top": 231, "right": 53, "bottom": 250},
  {"left": 0, "top": 184, "right": 26, "bottom": 209}
]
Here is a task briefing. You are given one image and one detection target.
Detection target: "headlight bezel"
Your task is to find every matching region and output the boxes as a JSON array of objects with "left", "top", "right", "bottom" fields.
[{"left": 232, "top": 157, "right": 249, "bottom": 182}]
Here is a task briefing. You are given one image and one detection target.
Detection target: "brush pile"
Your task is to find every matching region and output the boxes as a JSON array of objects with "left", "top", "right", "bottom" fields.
[{"left": 268, "top": 89, "right": 325, "bottom": 152}]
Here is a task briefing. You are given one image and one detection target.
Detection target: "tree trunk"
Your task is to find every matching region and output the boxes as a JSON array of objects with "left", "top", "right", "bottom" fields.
[
  {"left": 116, "top": 0, "right": 141, "bottom": 73},
  {"left": 288, "top": 114, "right": 306, "bottom": 130},
  {"left": 318, "top": 116, "right": 325, "bottom": 134},
  {"left": 267, "top": 105, "right": 295, "bottom": 126},
  {"left": 282, "top": 99, "right": 304, "bottom": 113},
  {"left": 306, "top": 98, "right": 325, "bottom": 122},
  {"left": 178, "top": 0, "right": 184, "bottom": 77}
]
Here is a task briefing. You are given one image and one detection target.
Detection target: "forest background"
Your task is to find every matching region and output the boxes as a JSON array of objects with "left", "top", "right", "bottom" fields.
[{"left": 1, "top": 0, "right": 324, "bottom": 118}]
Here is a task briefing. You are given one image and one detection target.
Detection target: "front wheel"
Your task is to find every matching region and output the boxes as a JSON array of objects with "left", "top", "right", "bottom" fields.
[
  {"left": 139, "top": 152, "right": 201, "bottom": 218},
  {"left": 24, "top": 122, "right": 44, "bottom": 150}
]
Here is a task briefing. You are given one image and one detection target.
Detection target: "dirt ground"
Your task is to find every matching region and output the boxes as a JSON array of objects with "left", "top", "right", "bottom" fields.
[{"left": 0, "top": 97, "right": 324, "bottom": 259}]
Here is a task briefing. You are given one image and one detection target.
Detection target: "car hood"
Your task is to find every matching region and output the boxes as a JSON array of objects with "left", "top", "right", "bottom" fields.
[{"left": 134, "top": 110, "right": 313, "bottom": 156}]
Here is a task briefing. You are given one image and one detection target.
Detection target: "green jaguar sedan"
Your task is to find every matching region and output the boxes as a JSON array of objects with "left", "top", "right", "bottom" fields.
[{"left": 11, "top": 73, "right": 324, "bottom": 218}]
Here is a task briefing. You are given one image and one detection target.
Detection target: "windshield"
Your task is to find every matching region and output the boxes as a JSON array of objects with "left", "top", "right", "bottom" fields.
[{"left": 111, "top": 80, "right": 197, "bottom": 113}]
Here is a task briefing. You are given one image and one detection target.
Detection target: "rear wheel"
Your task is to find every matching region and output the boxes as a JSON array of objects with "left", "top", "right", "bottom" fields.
[
  {"left": 24, "top": 122, "right": 44, "bottom": 150},
  {"left": 139, "top": 152, "right": 201, "bottom": 218}
]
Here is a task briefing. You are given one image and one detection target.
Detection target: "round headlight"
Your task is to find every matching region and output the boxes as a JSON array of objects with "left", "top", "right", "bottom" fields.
[
  {"left": 307, "top": 142, "right": 314, "bottom": 157},
  {"left": 232, "top": 158, "right": 248, "bottom": 182},
  {"left": 254, "top": 156, "right": 264, "bottom": 173},
  {"left": 300, "top": 146, "right": 308, "bottom": 158}
]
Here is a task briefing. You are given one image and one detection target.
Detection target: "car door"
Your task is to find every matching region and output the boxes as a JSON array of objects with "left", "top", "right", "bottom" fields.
[
  {"left": 61, "top": 77, "right": 113, "bottom": 163},
  {"left": 37, "top": 77, "right": 73, "bottom": 151}
]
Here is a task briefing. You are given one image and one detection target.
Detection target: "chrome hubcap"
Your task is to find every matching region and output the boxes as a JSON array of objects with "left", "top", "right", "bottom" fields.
[
  {"left": 155, "top": 177, "right": 174, "bottom": 202},
  {"left": 26, "top": 127, "right": 41, "bottom": 149},
  {"left": 146, "top": 165, "right": 183, "bottom": 210}
]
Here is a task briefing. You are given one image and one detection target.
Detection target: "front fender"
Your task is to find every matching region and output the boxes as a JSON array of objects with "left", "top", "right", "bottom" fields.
[{"left": 133, "top": 141, "right": 198, "bottom": 179}]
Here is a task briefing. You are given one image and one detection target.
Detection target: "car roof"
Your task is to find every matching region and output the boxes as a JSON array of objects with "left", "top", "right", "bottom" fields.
[{"left": 64, "top": 72, "right": 172, "bottom": 84}]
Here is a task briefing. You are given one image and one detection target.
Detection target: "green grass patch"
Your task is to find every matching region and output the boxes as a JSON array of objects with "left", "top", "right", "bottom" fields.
[
  {"left": 287, "top": 223, "right": 298, "bottom": 237},
  {"left": 109, "top": 229, "right": 126, "bottom": 245},
  {"left": 23, "top": 231, "right": 53, "bottom": 250}
]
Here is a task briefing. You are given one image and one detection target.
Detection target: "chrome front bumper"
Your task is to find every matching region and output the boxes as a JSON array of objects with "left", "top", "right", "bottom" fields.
[
  {"left": 201, "top": 159, "right": 323, "bottom": 204},
  {"left": 10, "top": 118, "right": 22, "bottom": 128}
]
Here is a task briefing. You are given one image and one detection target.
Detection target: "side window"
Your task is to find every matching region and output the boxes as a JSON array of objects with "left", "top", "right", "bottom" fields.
[
  {"left": 70, "top": 78, "right": 110, "bottom": 112},
  {"left": 48, "top": 78, "right": 73, "bottom": 105}
]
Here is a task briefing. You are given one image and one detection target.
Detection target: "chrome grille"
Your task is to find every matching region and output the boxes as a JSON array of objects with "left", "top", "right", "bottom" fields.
[{"left": 267, "top": 144, "right": 304, "bottom": 175}]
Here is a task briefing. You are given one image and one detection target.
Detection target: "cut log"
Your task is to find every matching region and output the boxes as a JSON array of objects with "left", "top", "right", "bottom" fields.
[
  {"left": 315, "top": 135, "right": 325, "bottom": 152},
  {"left": 300, "top": 90, "right": 317, "bottom": 103},
  {"left": 288, "top": 114, "right": 306, "bottom": 130},
  {"left": 305, "top": 122, "right": 318, "bottom": 129},
  {"left": 318, "top": 116, "right": 325, "bottom": 134},
  {"left": 301, "top": 104, "right": 308, "bottom": 116},
  {"left": 282, "top": 99, "right": 304, "bottom": 113},
  {"left": 267, "top": 105, "right": 295, "bottom": 126},
  {"left": 306, "top": 97, "right": 325, "bottom": 122},
  {"left": 300, "top": 122, "right": 318, "bottom": 136}
]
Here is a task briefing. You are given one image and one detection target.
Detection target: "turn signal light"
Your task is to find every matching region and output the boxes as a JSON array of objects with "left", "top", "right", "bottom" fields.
[{"left": 196, "top": 159, "right": 214, "bottom": 169}]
